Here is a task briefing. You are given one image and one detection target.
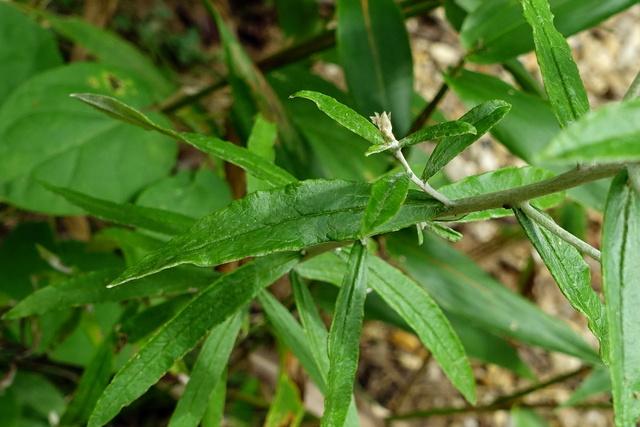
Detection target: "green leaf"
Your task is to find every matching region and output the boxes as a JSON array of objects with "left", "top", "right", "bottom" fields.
[
  {"left": 361, "top": 172, "right": 411, "bottom": 236},
  {"left": 422, "top": 101, "right": 511, "bottom": 181},
  {"left": 40, "top": 182, "right": 196, "bottom": 236},
  {"left": 136, "top": 169, "right": 232, "bottom": 219},
  {"left": 537, "top": 98, "right": 640, "bottom": 164},
  {"left": 270, "top": 65, "right": 390, "bottom": 180},
  {"left": 521, "top": 0, "right": 589, "bottom": 127},
  {"left": 209, "top": 5, "right": 318, "bottom": 178},
  {"left": 602, "top": 169, "right": 640, "bottom": 426},
  {"left": 88, "top": 253, "right": 299, "bottom": 427},
  {"left": 396, "top": 121, "right": 477, "bottom": 149},
  {"left": 264, "top": 361, "right": 305, "bottom": 427},
  {"left": 337, "top": 0, "right": 414, "bottom": 136},
  {"left": 511, "top": 407, "right": 551, "bottom": 427},
  {"left": 247, "top": 114, "right": 278, "bottom": 192},
  {"left": 273, "top": 0, "right": 322, "bottom": 40},
  {"left": 258, "top": 290, "right": 326, "bottom": 392},
  {"left": 296, "top": 253, "right": 534, "bottom": 380},
  {"left": 444, "top": 70, "right": 560, "bottom": 162},
  {"left": 322, "top": 241, "right": 368, "bottom": 427},
  {"left": 0, "top": 63, "right": 177, "bottom": 214},
  {"left": 0, "top": 3, "right": 62, "bottom": 105},
  {"left": 41, "top": 12, "right": 174, "bottom": 99},
  {"left": 3, "top": 266, "right": 216, "bottom": 320},
  {"left": 72, "top": 93, "right": 297, "bottom": 187},
  {"left": 168, "top": 311, "right": 243, "bottom": 427},
  {"left": 59, "top": 304, "right": 138, "bottom": 426},
  {"left": 291, "top": 271, "right": 331, "bottom": 376},
  {"left": 559, "top": 365, "right": 610, "bottom": 408},
  {"left": 364, "top": 254, "right": 476, "bottom": 403},
  {"left": 460, "top": 0, "right": 638, "bottom": 64},
  {"left": 421, "top": 221, "right": 463, "bottom": 242},
  {"left": 438, "top": 166, "right": 565, "bottom": 222},
  {"left": 514, "top": 208, "right": 607, "bottom": 351},
  {"left": 109, "top": 179, "right": 440, "bottom": 287},
  {"left": 386, "top": 231, "right": 600, "bottom": 364},
  {"left": 292, "top": 90, "right": 384, "bottom": 146}
]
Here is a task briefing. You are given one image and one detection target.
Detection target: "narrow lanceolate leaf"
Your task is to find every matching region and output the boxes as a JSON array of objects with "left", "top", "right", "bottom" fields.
[
  {"left": 396, "top": 121, "right": 477, "bottom": 150},
  {"left": 514, "top": 208, "right": 607, "bottom": 352},
  {"left": 361, "top": 173, "right": 410, "bottom": 237},
  {"left": 422, "top": 101, "right": 511, "bottom": 181},
  {"left": 258, "top": 291, "right": 326, "bottom": 392},
  {"left": 362, "top": 254, "right": 475, "bottom": 403},
  {"left": 72, "top": 94, "right": 297, "bottom": 187},
  {"left": 537, "top": 98, "right": 640, "bottom": 164},
  {"left": 602, "top": 169, "right": 640, "bottom": 426},
  {"left": 337, "top": 0, "right": 414, "bottom": 136},
  {"left": 3, "top": 266, "right": 217, "bottom": 320},
  {"left": 40, "top": 182, "right": 195, "bottom": 236},
  {"left": 87, "top": 253, "right": 300, "bottom": 427},
  {"left": 520, "top": 0, "right": 589, "bottom": 127},
  {"left": 109, "top": 180, "right": 440, "bottom": 287},
  {"left": 322, "top": 241, "right": 368, "bottom": 427},
  {"left": 168, "top": 312, "right": 243, "bottom": 427},
  {"left": 59, "top": 304, "right": 138, "bottom": 426},
  {"left": 387, "top": 231, "right": 600, "bottom": 364},
  {"left": 292, "top": 90, "right": 384, "bottom": 146}
]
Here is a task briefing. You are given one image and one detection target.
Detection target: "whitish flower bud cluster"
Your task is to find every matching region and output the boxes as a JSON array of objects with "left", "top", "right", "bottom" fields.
[{"left": 370, "top": 112, "right": 396, "bottom": 143}]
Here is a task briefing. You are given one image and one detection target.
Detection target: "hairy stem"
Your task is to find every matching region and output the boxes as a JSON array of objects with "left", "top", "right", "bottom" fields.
[
  {"left": 393, "top": 148, "right": 454, "bottom": 206},
  {"left": 623, "top": 67, "right": 640, "bottom": 101},
  {"left": 517, "top": 202, "right": 601, "bottom": 262},
  {"left": 436, "top": 162, "right": 628, "bottom": 219}
]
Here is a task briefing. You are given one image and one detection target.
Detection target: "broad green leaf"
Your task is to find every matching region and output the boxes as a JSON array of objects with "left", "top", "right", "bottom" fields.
[
  {"left": 88, "top": 252, "right": 299, "bottom": 427},
  {"left": 438, "top": 166, "right": 565, "bottom": 221},
  {"left": 258, "top": 291, "right": 326, "bottom": 392},
  {"left": 322, "top": 241, "right": 368, "bottom": 427},
  {"left": 109, "top": 180, "right": 441, "bottom": 287},
  {"left": 559, "top": 365, "right": 610, "bottom": 408},
  {"left": 0, "top": 63, "right": 177, "bottom": 214},
  {"left": 337, "top": 0, "right": 413, "bottom": 136},
  {"left": 121, "top": 295, "right": 194, "bottom": 343},
  {"left": 361, "top": 172, "right": 410, "bottom": 236},
  {"left": 40, "top": 182, "right": 195, "bottom": 236},
  {"left": 521, "top": 0, "right": 589, "bottom": 127},
  {"left": 444, "top": 70, "right": 560, "bottom": 162},
  {"left": 41, "top": 12, "right": 174, "bottom": 98},
  {"left": 292, "top": 90, "right": 384, "bottom": 146},
  {"left": 537, "top": 99, "right": 640, "bottom": 164},
  {"left": 296, "top": 254, "right": 534, "bottom": 380},
  {"left": 386, "top": 231, "right": 600, "bottom": 364},
  {"left": 264, "top": 362, "right": 305, "bottom": 427},
  {"left": 3, "top": 267, "right": 219, "bottom": 320},
  {"left": 602, "top": 169, "right": 640, "bottom": 426},
  {"left": 72, "top": 93, "right": 297, "bottom": 187},
  {"left": 514, "top": 208, "right": 607, "bottom": 351},
  {"left": 209, "top": 5, "right": 319, "bottom": 178},
  {"left": 422, "top": 100, "right": 511, "bottom": 180},
  {"left": 168, "top": 311, "right": 243, "bottom": 427},
  {"left": 10, "top": 371, "right": 67, "bottom": 422},
  {"left": 59, "top": 304, "right": 137, "bottom": 426},
  {"left": 0, "top": 3, "right": 62, "bottom": 105},
  {"left": 136, "top": 169, "right": 232, "bottom": 219},
  {"left": 270, "top": 65, "right": 389, "bottom": 180},
  {"left": 460, "top": 0, "right": 638, "bottom": 63},
  {"left": 201, "top": 371, "right": 226, "bottom": 427}
]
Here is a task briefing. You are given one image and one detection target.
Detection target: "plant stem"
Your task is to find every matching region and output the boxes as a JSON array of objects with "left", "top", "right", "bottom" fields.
[
  {"left": 436, "top": 162, "right": 628, "bottom": 219},
  {"left": 393, "top": 148, "right": 454, "bottom": 206},
  {"left": 623, "top": 68, "right": 640, "bottom": 101},
  {"left": 517, "top": 202, "right": 601, "bottom": 262}
]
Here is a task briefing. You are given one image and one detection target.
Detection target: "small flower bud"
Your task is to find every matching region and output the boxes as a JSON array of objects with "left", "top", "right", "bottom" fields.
[{"left": 370, "top": 112, "right": 395, "bottom": 143}]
